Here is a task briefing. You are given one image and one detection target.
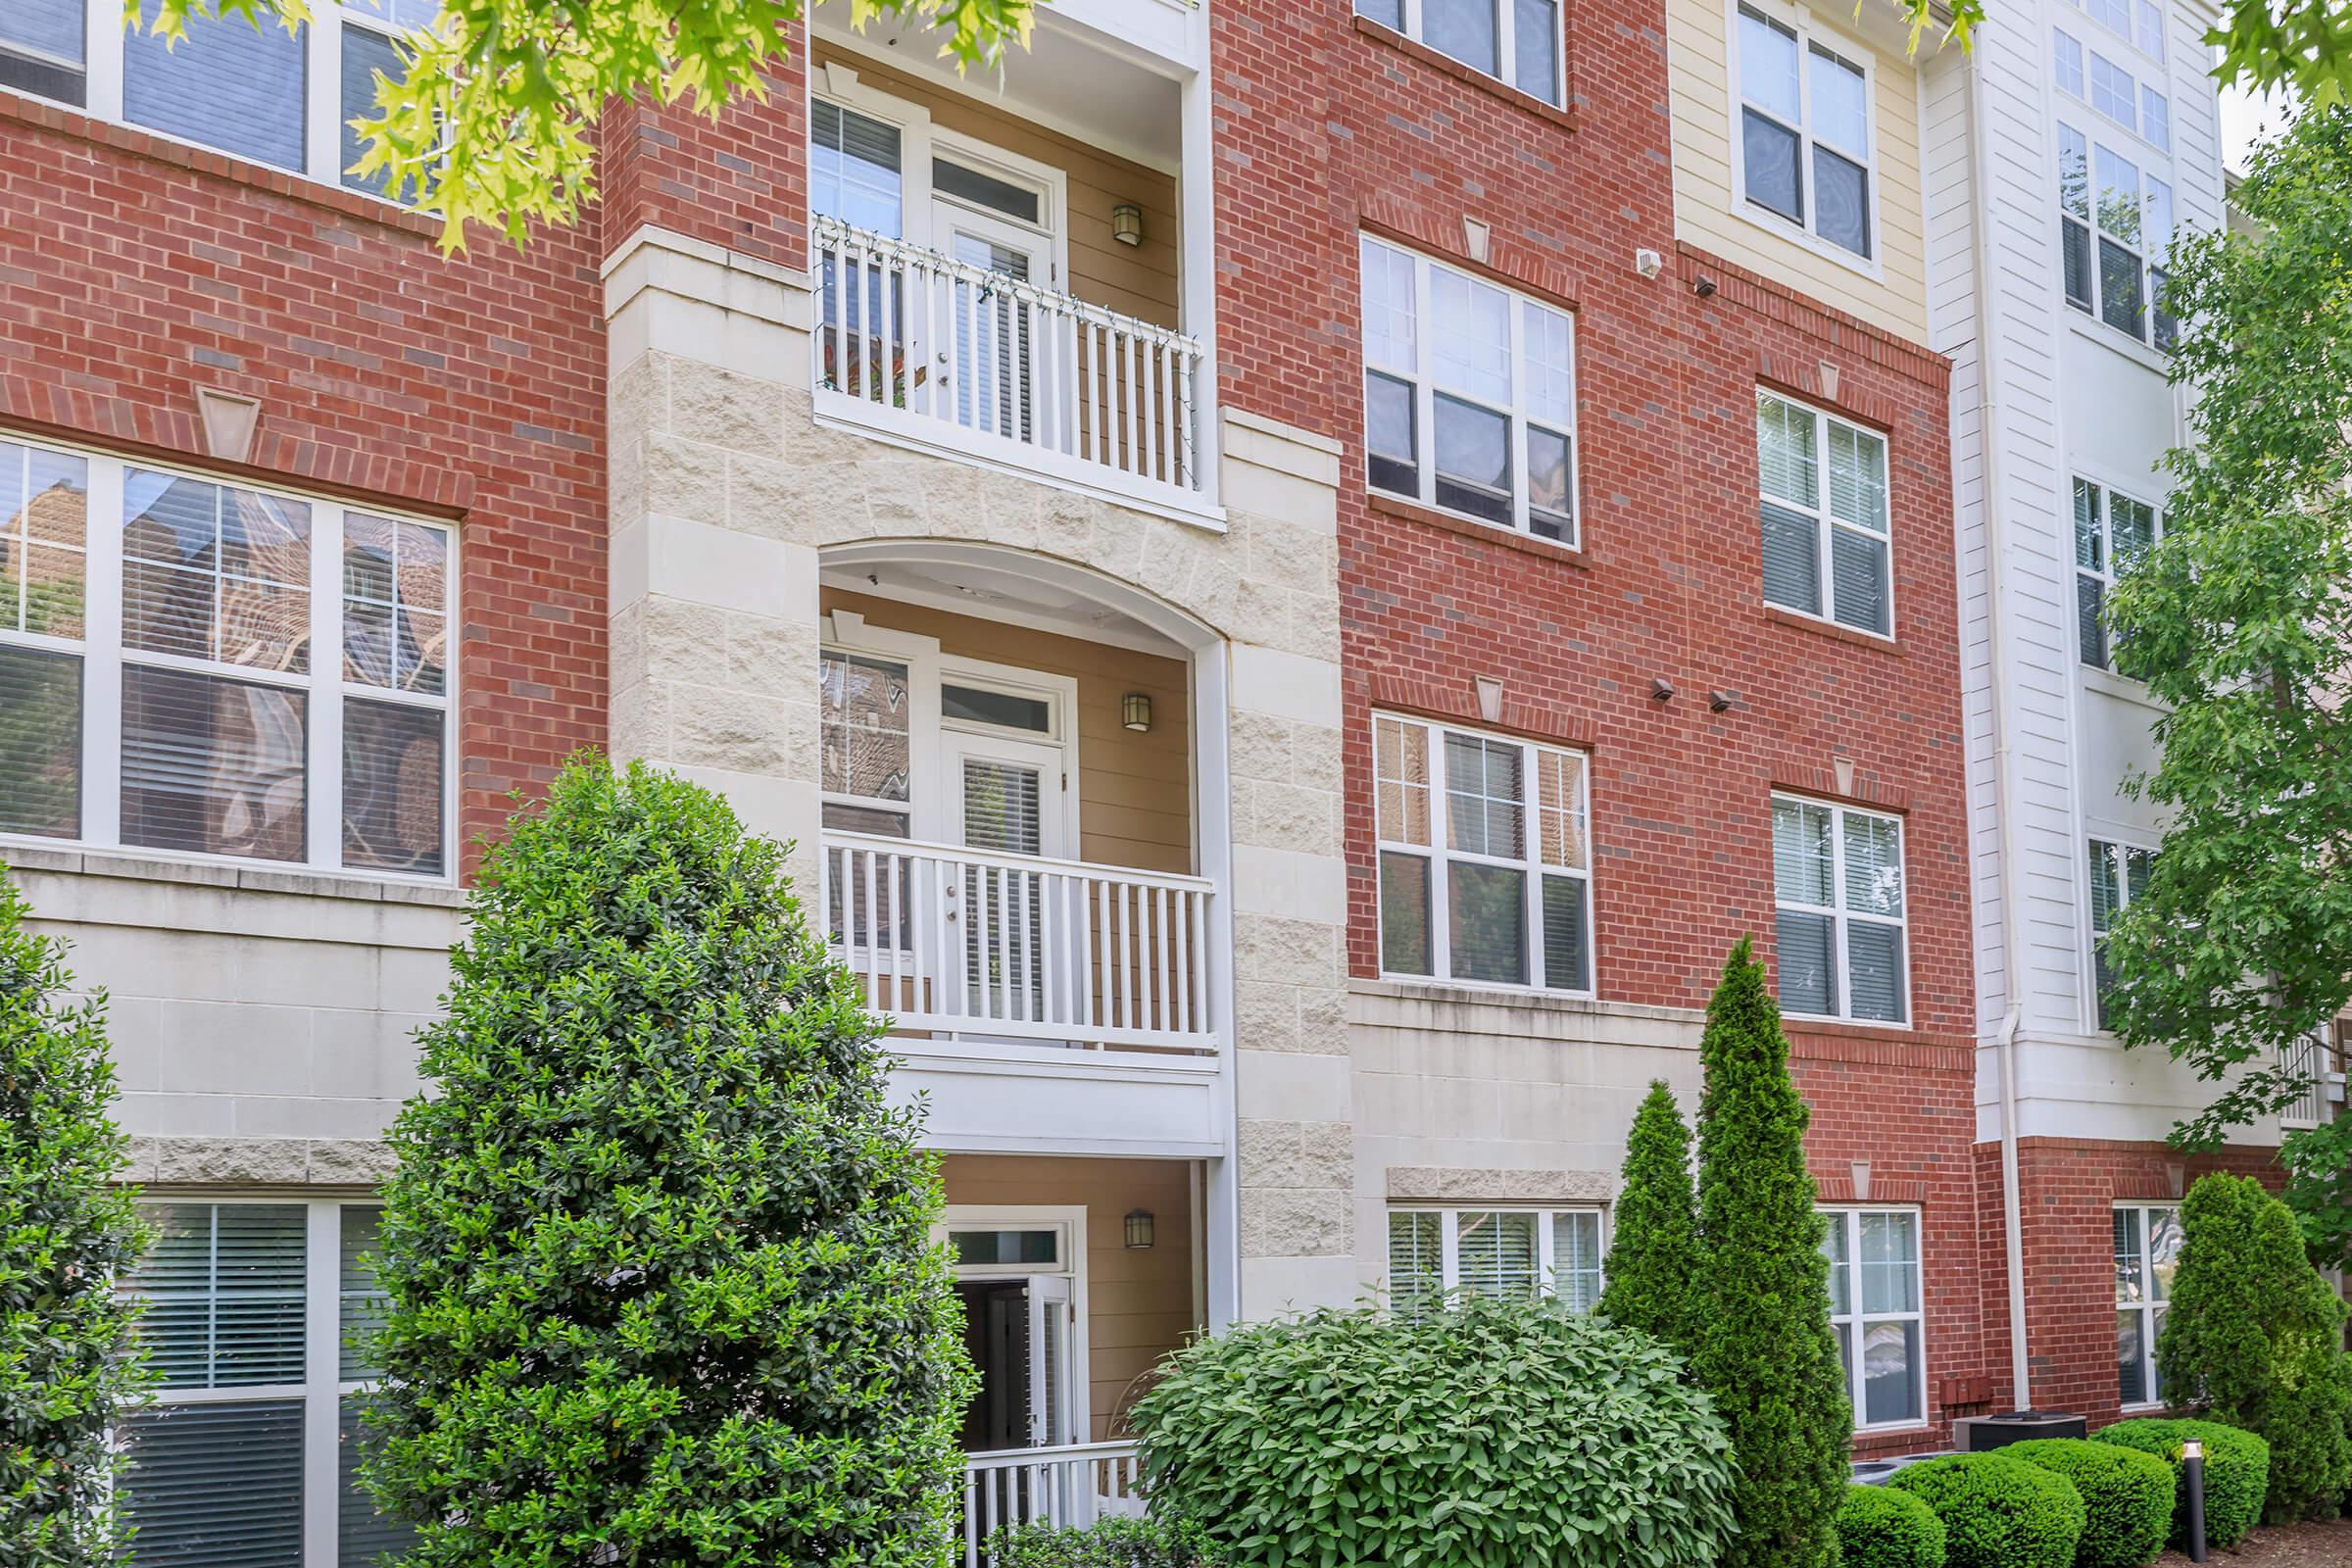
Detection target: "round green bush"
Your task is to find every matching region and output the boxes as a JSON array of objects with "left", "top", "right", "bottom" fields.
[
  {"left": 2004, "top": 1439, "right": 2172, "bottom": 1568},
  {"left": 1888, "top": 1453, "right": 2085, "bottom": 1568},
  {"left": 1130, "top": 1295, "right": 1737, "bottom": 1568},
  {"left": 1836, "top": 1483, "right": 1946, "bottom": 1568},
  {"left": 2093, "top": 1418, "right": 2272, "bottom": 1550}
]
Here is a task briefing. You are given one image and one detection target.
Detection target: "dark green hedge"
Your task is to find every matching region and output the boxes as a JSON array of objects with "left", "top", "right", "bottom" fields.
[
  {"left": 1888, "top": 1453, "right": 2084, "bottom": 1568},
  {"left": 1835, "top": 1484, "right": 1946, "bottom": 1568},
  {"left": 2094, "top": 1418, "right": 2271, "bottom": 1550},
  {"left": 2004, "top": 1439, "right": 2172, "bottom": 1568},
  {"left": 1130, "top": 1295, "right": 1737, "bottom": 1568}
]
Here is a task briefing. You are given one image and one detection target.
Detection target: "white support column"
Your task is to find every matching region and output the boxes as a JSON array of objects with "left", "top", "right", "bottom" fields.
[
  {"left": 1176, "top": 62, "right": 1220, "bottom": 508},
  {"left": 1194, "top": 639, "right": 1242, "bottom": 1331}
]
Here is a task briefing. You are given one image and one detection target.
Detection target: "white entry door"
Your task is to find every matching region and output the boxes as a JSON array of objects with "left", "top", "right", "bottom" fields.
[
  {"left": 1026, "top": 1272, "right": 1076, "bottom": 1449},
  {"left": 936, "top": 202, "right": 1054, "bottom": 445},
  {"left": 948, "top": 731, "right": 1069, "bottom": 1027}
]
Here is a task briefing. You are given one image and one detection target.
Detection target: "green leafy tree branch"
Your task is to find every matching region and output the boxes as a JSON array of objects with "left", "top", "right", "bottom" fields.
[{"left": 2098, "top": 105, "right": 2352, "bottom": 1259}]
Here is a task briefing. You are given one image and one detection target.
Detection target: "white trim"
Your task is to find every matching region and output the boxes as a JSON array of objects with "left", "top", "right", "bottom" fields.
[
  {"left": 1756, "top": 387, "right": 1898, "bottom": 642},
  {"left": 1821, "top": 1204, "right": 1930, "bottom": 1433},
  {"left": 1771, "top": 792, "right": 1910, "bottom": 1027},
  {"left": 1371, "top": 710, "right": 1596, "bottom": 999},
  {"left": 0, "top": 428, "right": 457, "bottom": 886},
  {"left": 937, "top": 1203, "right": 1093, "bottom": 1446},
  {"left": 1726, "top": 0, "right": 1886, "bottom": 274},
  {"left": 2112, "top": 1200, "right": 2178, "bottom": 1410},
  {"left": 2068, "top": 470, "right": 2164, "bottom": 673},
  {"left": 1383, "top": 1203, "right": 1608, "bottom": 1310}
]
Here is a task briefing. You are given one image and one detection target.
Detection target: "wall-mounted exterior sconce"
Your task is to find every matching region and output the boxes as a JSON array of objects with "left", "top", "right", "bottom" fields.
[
  {"left": 1112, "top": 203, "right": 1144, "bottom": 247},
  {"left": 1122, "top": 693, "right": 1152, "bottom": 732},
  {"left": 1124, "top": 1208, "right": 1155, "bottom": 1250}
]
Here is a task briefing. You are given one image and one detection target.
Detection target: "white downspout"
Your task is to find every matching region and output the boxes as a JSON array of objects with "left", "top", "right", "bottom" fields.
[{"left": 1965, "top": 44, "right": 2034, "bottom": 1412}]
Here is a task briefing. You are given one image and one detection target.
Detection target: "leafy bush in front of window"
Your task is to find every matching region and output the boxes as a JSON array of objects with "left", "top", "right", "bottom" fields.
[
  {"left": 2093, "top": 1418, "right": 2272, "bottom": 1550},
  {"left": 1597, "top": 1079, "right": 1703, "bottom": 1361},
  {"left": 360, "top": 760, "right": 975, "bottom": 1567},
  {"left": 2002, "top": 1438, "right": 2172, "bottom": 1568},
  {"left": 985, "top": 1514, "right": 1230, "bottom": 1567},
  {"left": 1887, "top": 1453, "right": 2085, "bottom": 1568},
  {"left": 1835, "top": 1483, "right": 1946, "bottom": 1568},
  {"left": 0, "top": 877, "right": 151, "bottom": 1566},
  {"left": 1692, "top": 939, "right": 1851, "bottom": 1568},
  {"left": 1129, "top": 1295, "right": 1738, "bottom": 1568},
  {"left": 2155, "top": 1172, "right": 2352, "bottom": 1522}
]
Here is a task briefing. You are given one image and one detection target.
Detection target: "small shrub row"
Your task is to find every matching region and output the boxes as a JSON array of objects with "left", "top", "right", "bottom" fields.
[
  {"left": 2002, "top": 1440, "right": 2171, "bottom": 1568},
  {"left": 2095, "top": 1417, "right": 2272, "bottom": 1550},
  {"left": 1887, "top": 1453, "right": 2082, "bottom": 1568},
  {"left": 1836, "top": 1484, "right": 1944, "bottom": 1568}
]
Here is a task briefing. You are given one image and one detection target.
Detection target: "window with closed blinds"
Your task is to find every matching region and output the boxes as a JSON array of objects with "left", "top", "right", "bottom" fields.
[
  {"left": 1772, "top": 795, "right": 1907, "bottom": 1024},
  {"left": 1386, "top": 1207, "right": 1605, "bottom": 1316},
  {"left": 1756, "top": 392, "right": 1890, "bottom": 636},
  {"left": 2086, "top": 838, "right": 2154, "bottom": 1029},
  {"left": 0, "top": 436, "right": 456, "bottom": 881},
  {"left": 1375, "top": 713, "right": 1593, "bottom": 996},
  {"left": 2074, "top": 477, "right": 2160, "bottom": 672}
]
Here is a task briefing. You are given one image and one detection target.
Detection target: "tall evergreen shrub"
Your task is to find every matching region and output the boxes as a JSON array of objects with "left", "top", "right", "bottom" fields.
[
  {"left": 1598, "top": 1080, "right": 1703, "bottom": 1361},
  {"left": 363, "top": 760, "right": 974, "bottom": 1566},
  {"left": 2157, "top": 1172, "right": 2352, "bottom": 1522},
  {"left": 1692, "top": 938, "right": 1851, "bottom": 1568},
  {"left": 0, "top": 878, "right": 149, "bottom": 1566}
]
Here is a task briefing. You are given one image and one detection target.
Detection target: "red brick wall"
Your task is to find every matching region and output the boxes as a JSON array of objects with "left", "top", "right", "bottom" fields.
[
  {"left": 0, "top": 93, "right": 608, "bottom": 871},
  {"left": 1981, "top": 1137, "right": 2287, "bottom": 1430}
]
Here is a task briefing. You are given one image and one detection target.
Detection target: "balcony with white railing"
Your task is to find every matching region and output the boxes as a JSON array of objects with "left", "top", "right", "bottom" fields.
[
  {"left": 824, "top": 833, "right": 1220, "bottom": 1064},
  {"left": 962, "top": 1442, "right": 1146, "bottom": 1567},
  {"left": 812, "top": 219, "right": 1211, "bottom": 516}
]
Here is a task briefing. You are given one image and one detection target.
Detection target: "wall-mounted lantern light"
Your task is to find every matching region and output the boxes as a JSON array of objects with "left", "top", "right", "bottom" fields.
[
  {"left": 1112, "top": 202, "right": 1145, "bottom": 247},
  {"left": 1124, "top": 1208, "right": 1156, "bottom": 1250},
  {"left": 1122, "top": 693, "right": 1152, "bottom": 732}
]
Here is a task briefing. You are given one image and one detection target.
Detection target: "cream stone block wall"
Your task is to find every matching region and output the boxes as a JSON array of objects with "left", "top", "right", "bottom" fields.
[
  {"left": 1348, "top": 980, "right": 1708, "bottom": 1296},
  {"left": 7, "top": 844, "right": 462, "bottom": 1183},
  {"left": 603, "top": 225, "right": 1358, "bottom": 1316}
]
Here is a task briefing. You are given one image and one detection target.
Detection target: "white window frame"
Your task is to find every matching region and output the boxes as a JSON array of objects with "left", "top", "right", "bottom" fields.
[
  {"left": 0, "top": 431, "right": 457, "bottom": 884},
  {"left": 2057, "top": 119, "right": 2177, "bottom": 351},
  {"left": 809, "top": 69, "right": 1072, "bottom": 288},
  {"left": 817, "top": 611, "right": 1081, "bottom": 849},
  {"left": 2085, "top": 835, "right": 2156, "bottom": 1032},
  {"left": 1755, "top": 389, "right": 1896, "bottom": 640},
  {"left": 6, "top": 1, "right": 439, "bottom": 201},
  {"left": 1351, "top": 0, "right": 1567, "bottom": 106},
  {"left": 2071, "top": 473, "right": 2162, "bottom": 671},
  {"left": 117, "top": 1195, "right": 400, "bottom": 1568},
  {"left": 1371, "top": 710, "right": 1595, "bottom": 997},
  {"left": 2067, "top": 0, "right": 2168, "bottom": 70},
  {"left": 1821, "top": 1205, "right": 1929, "bottom": 1433},
  {"left": 1385, "top": 1205, "right": 1607, "bottom": 1310},
  {"left": 2113, "top": 1200, "right": 2179, "bottom": 1410},
  {"left": 1727, "top": 0, "right": 1883, "bottom": 270},
  {"left": 934, "top": 1203, "right": 1091, "bottom": 1446},
  {"left": 1357, "top": 235, "right": 1583, "bottom": 548},
  {"left": 1771, "top": 793, "right": 1909, "bottom": 1026}
]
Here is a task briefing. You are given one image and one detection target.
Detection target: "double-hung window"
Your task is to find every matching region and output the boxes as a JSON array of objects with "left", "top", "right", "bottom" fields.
[
  {"left": 1822, "top": 1207, "right": 1927, "bottom": 1429},
  {"left": 0, "top": 434, "right": 454, "bottom": 878},
  {"left": 1374, "top": 712, "right": 1592, "bottom": 994},
  {"left": 117, "top": 1199, "right": 414, "bottom": 1568},
  {"left": 2, "top": 2, "right": 435, "bottom": 194},
  {"left": 1387, "top": 1207, "right": 1604, "bottom": 1316},
  {"left": 1352, "top": 0, "right": 1565, "bottom": 105},
  {"left": 2086, "top": 837, "right": 2154, "bottom": 1030},
  {"left": 2114, "top": 1202, "right": 2180, "bottom": 1406},
  {"left": 1773, "top": 795, "right": 1907, "bottom": 1024},
  {"left": 1736, "top": 5, "right": 1874, "bottom": 259},
  {"left": 1756, "top": 391, "right": 1891, "bottom": 637},
  {"left": 2073, "top": 476, "right": 2159, "bottom": 670},
  {"left": 2057, "top": 126, "right": 2177, "bottom": 349},
  {"left": 1360, "top": 237, "right": 1580, "bottom": 546}
]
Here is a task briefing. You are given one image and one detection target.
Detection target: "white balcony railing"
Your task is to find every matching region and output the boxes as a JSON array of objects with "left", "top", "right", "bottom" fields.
[
  {"left": 822, "top": 833, "right": 1219, "bottom": 1058},
  {"left": 2280, "top": 1033, "right": 2328, "bottom": 1130},
  {"left": 962, "top": 1442, "right": 1146, "bottom": 1567},
  {"left": 811, "top": 217, "right": 1210, "bottom": 511}
]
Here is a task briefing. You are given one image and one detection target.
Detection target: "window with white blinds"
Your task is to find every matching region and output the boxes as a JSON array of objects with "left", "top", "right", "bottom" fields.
[
  {"left": 1772, "top": 794, "right": 1907, "bottom": 1024},
  {"left": 1757, "top": 391, "right": 1891, "bottom": 637},
  {"left": 1373, "top": 712, "right": 1593, "bottom": 995},
  {"left": 1386, "top": 1207, "right": 1603, "bottom": 1316},
  {"left": 0, "top": 435, "right": 453, "bottom": 879},
  {"left": 118, "top": 1200, "right": 413, "bottom": 1568},
  {"left": 2073, "top": 476, "right": 2160, "bottom": 671},
  {"left": 2087, "top": 837, "right": 2155, "bottom": 1030}
]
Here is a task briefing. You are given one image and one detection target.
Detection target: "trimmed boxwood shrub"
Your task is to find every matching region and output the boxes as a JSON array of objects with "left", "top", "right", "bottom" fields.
[
  {"left": 2093, "top": 1417, "right": 2271, "bottom": 1550},
  {"left": 2003, "top": 1439, "right": 2171, "bottom": 1568},
  {"left": 362, "top": 761, "right": 975, "bottom": 1567},
  {"left": 1130, "top": 1294, "right": 1737, "bottom": 1568},
  {"left": 986, "top": 1515, "right": 1230, "bottom": 1567},
  {"left": 1836, "top": 1483, "right": 1946, "bottom": 1568},
  {"left": 1888, "top": 1453, "right": 2085, "bottom": 1568}
]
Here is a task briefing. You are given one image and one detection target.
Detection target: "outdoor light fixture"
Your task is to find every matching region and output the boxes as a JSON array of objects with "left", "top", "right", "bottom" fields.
[
  {"left": 1112, "top": 203, "right": 1144, "bottom": 246},
  {"left": 1122, "top": 693, "right": 1152, "bottom": 731},
  {"left": 1124, "top": 1209, "right": 1156, "bottom": 1250}
]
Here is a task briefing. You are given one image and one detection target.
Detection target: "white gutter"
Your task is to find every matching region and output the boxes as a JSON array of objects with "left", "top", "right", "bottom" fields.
[{"left": 1965, "top": 42, "right": 2034, "bottom": 1411}]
